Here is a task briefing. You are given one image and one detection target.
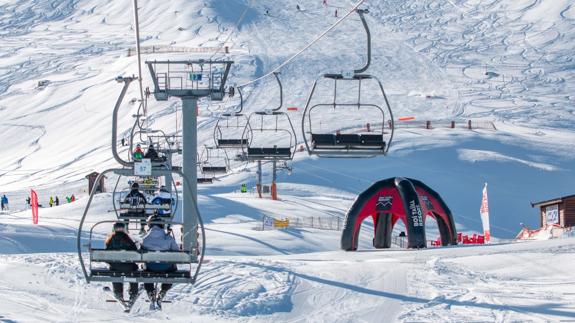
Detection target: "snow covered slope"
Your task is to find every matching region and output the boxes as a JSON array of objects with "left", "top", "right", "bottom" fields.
[{"left": 1, "top": 202, "right": 575, "bottom": 322}]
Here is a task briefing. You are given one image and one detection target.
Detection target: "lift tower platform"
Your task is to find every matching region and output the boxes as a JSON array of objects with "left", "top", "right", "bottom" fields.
[{"left": 146, "top": 59, "right": 233, "bottom": 252}]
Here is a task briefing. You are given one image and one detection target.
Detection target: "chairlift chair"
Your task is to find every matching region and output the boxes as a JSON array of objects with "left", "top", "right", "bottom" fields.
[
  {"left": 78, "top": 168, "right": 205, "bottom": 285},
  {"left": 241, "top": 72, "right": 298, "bottom": 161},
  {"left": 301, "top": 9, "right": 394, "bottom": 158},
  {"left": 85, "top": 220, "right": 197, "bottom": 284},
  {"left": 196, "top": 153, "right": 214, "bottom": 184},
  {"left": 199, "top": 145, "right": 230, "bottom": 176},
  {"left": 213, "top": 88, "right": 253, "bottom": 149}
]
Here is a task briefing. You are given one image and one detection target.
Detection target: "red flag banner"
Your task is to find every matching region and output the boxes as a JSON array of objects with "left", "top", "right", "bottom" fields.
[{"left": 31, "top": 189, "right": 39, "bottom": 225}]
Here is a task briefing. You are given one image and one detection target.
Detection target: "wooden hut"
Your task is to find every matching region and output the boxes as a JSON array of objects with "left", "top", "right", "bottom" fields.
[
  {"left": 85, "top": 172, "right": 106, "bottom": 194},
  {"left": 531, "top": 194, "right": 575, "bottom": 228}
]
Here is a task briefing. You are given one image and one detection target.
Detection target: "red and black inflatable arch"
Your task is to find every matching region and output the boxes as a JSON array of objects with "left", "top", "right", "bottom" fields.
[{"left": 341, "top": 177, "right": 457, "bottom": 251}]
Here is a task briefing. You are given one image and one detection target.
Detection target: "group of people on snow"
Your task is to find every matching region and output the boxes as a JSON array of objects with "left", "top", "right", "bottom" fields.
[
  {"left": 106, "top": 184, "right": 178, "bottom": 309},
  {"left": 25, "top": 194, "right": 75, "bottom": 208}
]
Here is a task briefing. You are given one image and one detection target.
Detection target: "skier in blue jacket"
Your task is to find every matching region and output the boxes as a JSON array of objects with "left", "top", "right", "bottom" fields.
[{"left": 1, "top": 195, "right": 8, "bottom": 211}]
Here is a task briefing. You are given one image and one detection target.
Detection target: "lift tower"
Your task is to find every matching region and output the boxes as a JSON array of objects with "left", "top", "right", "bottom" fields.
[{"left": 146, "top": 60, "right": 233, "bottom": 252}]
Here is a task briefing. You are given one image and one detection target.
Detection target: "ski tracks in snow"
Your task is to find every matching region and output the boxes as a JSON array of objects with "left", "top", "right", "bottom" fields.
[{"left": 399, "top": 248, "right": 575, "bottom": 322}]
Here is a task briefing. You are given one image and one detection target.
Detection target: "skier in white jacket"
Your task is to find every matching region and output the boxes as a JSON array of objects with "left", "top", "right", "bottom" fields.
[{"left": 142, "top": 215, "right": 179, "bottom": 308}]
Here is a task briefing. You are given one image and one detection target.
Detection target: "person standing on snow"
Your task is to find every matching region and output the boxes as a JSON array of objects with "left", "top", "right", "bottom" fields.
[
  {"left": 142, "top": 215, "right": 179, "bottom": 309},
  {"left": 105, "top": 222, "right": 140, "bottom": 303},
  {"left": 55, "top": 196, "right": 60, "bottom": 206},
  {"left": 49, "top": 196, "right": 54, "bottom": 207},
  {"left": 1, "top": 194, "right": 7, "bottom": 211}
]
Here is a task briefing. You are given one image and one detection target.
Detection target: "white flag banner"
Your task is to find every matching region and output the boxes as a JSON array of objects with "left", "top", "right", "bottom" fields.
[{"left": 480, "top": 183, "right": 491, "bottom": 242}]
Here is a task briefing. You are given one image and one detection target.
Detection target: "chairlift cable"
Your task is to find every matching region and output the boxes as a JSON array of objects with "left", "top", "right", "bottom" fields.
[
  {"left": 238, "top": 0, "right": 365, "bottom": 88},
  {"left": 132, "top": 0, "right": 147, "bottom": 129}
]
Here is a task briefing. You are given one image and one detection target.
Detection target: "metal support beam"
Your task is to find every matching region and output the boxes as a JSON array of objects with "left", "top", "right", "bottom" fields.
[
  {"left": 182, "top": 97, "right": 198, "bottom": 252},
  {"left": 257, "top": 160, "right": 262, "bottom": 198},
  {"left": 272, "top": 160, "right": 278, "bottom": 200}
]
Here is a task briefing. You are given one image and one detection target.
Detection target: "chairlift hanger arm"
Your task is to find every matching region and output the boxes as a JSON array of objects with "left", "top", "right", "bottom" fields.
[
  {"left": 354, "top": 9, "right": 371, "bottom": 74},
  {"left": 237, "top": 86, "right": 244, "bottom": 114},
  {"left": 112, "top": 77, "right": 137, "bottom": 168},
  {"left": 272, "top": 72, "right": 283, "bottom": 112}
]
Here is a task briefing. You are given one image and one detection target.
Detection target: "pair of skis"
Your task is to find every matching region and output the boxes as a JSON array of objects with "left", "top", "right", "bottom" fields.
[
  {"left": 146, "top": 295, "right": 172, "bottom": 311},
  {"left": 103, "top": 286, "right": 143, "bottom": 313},
  {"left": 103, "top": 286, "right": 172, "bottom": 312}
]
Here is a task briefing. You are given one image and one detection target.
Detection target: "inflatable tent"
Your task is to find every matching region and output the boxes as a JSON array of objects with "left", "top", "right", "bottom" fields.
[{"left": 341, "top": 177, "right": 457, "bottom": 251}]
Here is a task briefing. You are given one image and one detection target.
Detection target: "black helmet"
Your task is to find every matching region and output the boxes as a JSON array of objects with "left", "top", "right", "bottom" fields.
[
  {"left": 146, "top": 215, "right": 164, "bottom": 229},
  {"left": 131, "top": 182, "right": 139, "bottom": 190},
  {"left": 113, "top": 222, "right": 126, "bottom": 232}
]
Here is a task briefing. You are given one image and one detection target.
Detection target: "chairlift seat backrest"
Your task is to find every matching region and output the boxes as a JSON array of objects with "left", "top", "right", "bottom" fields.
[
  {"left": 248, "top": 147, "right": 291, "bottom": 157},
  {"left": 202, "top": 166, "right": 227, "bottom": 174},
  {"left": 197, "top": 177, "right": 213, "bottom": 184},
  {"left": 336, "top": 134, "right": 361, "bottom": 145},
  {"left": 91, "top": 249, "right": 194, "bottom": 264},
  {"left": 360, "top": 134, "right": 385, "bottom": 146},
  {"left": 312, "top": 134, "right": 337, "bottom": 146},
  {"left": 218, "top": 139, "right": 247, "bottom": 147}
]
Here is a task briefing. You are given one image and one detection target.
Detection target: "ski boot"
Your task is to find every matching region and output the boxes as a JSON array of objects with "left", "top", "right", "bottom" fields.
[
  {"left": 155, "top": 290, "right": 168, "bottom": 310},
  {"left": 147, "top": 290, "right": 158, "bottom": 310},
  {"left": 127, "top": 291, "right": 139, "bottom": 305}
]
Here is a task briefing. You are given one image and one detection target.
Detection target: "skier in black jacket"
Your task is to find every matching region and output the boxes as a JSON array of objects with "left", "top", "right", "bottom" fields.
[
  {"left": 105, "top": 222, "right": 139, "bottom": 302},
  {"left": 144, "top": 144, "right": 162, "bottom": 162},
  {"left": 123, "top": 182, "right": 147, "bottom": 217}
]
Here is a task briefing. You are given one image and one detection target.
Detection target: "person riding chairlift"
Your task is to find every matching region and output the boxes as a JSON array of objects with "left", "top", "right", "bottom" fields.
[
  {"left": 144, "top": 144, "right": 160, "bottom": 162},
  {"left": 123, "top": 182, "right": 148, "bottom": 233},
  {"left": 105, "top": 222, "right": 139, "bottom": 303},
  {"left": 150, "top": 186, "right": 174, "bottom": 217},
  {"left": 133, "top": 144, "right": 144, "bottom": 161},
  {"left": 124, "top": 182, "right": 147, "bottom": 209},
  {"left": 142, "top": 215, "right": 179, "bottom": 309}
]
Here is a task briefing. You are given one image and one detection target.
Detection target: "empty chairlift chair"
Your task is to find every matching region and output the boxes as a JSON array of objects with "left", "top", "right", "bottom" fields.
[
  {"left": 214, "top": 88, "right": 253, "bottom": 149},
  {"left": 241, "top": 72, "right": 297, "bottom": 162},
  {"left": 301, "top": 9, "right": 394, "bottom": 158},
  {"left": 199, "top": 145, "right": 230, "bottom": 177}
]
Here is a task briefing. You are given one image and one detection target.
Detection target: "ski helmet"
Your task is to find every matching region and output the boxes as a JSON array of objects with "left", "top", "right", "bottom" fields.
[{"left": 146, "top": 215, "right": 164, "bottom": 229}]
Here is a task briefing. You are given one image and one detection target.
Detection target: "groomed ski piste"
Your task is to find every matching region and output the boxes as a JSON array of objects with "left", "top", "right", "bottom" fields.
[{"left": 1, "top": 0, "right": 575, "bottom": 321}]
